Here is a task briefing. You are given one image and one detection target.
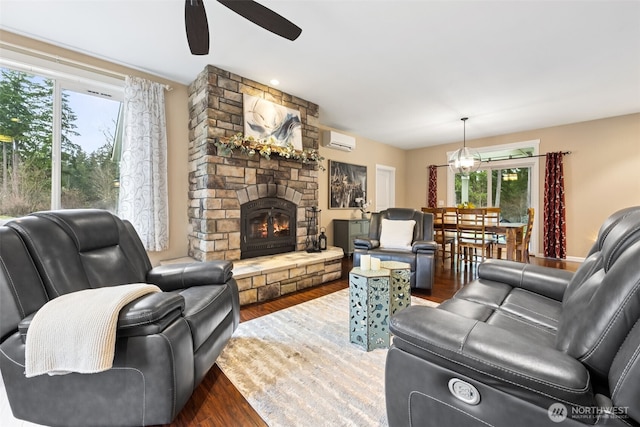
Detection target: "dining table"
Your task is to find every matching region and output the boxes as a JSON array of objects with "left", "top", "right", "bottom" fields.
[
  {"left": 486, "top": 222, "right": 526, "bottom": 261},
  {"left": 435, "top": 208, "right": 526, "bottom": 261}
]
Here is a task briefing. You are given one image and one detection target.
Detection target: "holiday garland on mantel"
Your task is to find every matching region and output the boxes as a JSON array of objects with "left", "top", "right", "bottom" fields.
[{"left": 214, "top": 134, "right": 325, "bottom": 170}]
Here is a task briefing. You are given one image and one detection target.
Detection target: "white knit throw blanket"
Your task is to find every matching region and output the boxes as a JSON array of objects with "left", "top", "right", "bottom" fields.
[{"left": 25, "top": 283, "right": 161, "bottom": 378}]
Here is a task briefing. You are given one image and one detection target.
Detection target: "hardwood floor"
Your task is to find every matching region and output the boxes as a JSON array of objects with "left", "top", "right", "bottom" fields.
[{"left": 164, "top": 256, "right": 580, "bottom": 427}]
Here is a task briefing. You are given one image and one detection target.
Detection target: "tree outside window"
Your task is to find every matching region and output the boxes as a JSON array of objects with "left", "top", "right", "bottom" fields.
[
  {"left": 0, "top": 68, "right": 121, "bottom": 218},
  {"left": 454, "top": 166, "right": 531, "bottom": 223}
]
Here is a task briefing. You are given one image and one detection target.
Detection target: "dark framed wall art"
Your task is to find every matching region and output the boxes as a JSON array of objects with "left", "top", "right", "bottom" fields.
[{"left": 329, "top": 160, "right": 367, "bottom": 209}]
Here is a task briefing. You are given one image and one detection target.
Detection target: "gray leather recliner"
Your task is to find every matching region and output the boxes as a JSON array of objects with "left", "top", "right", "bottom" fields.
[
  {"left": 0, "top": 209, "right": 240, "bottom": 426},
  {"left": 353, "top": 208, "right": 437, "bottom": 290},
  {"left": 386, "top": 206, "right": 640, "bottom": 426}
]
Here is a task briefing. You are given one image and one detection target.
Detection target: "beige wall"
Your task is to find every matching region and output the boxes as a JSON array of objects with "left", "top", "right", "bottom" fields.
[
  {"left": 1, "top": 31, "right": 190, "bottom": 265},
  {"left": 317, "top": 126, "right": 407, "bottom": 246},
  {"left": 4, "top": 31, "right": 639, "bottom": 261},
  {"left": 405, "top": 113, "right": 640, "bottom": 259}
]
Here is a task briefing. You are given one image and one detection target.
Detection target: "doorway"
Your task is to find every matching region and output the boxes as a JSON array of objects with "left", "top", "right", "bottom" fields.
[{"left": 376, "top": 165, "right": 395, "bottom": 212}]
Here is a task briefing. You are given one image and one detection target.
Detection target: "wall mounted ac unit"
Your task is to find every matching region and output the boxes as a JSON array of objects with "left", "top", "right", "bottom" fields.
[{"left": 322, "top": 131, "right": 356, "bottom": 152}]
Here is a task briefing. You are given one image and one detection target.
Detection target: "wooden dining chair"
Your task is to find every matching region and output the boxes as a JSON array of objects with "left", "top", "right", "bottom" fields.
[
  {"left": 496, "top": 207, "right": 535, "bottom": 262},
  {"left": 484, "top": 206, "right": 501, "bottom": 247},
  {"left": 456, "top": 208, "right": 493, "bottom": 264},
  {"left": 484, "top": 207, "right": 501, "bottom": 227},
  {"left": 442, "top": 207, "right": 458, "bottom": 263},
  {"left": 422, "top": 207, "right": 455, "bottom": 267}
]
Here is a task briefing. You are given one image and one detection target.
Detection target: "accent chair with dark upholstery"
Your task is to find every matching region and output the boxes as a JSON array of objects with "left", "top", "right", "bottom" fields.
[
  {"left": 385, "top": 206, "right": 640, "bottom": 426},
  {"left": 0, "top": 209, "right": 240, "bottom": 426},
  {"left": 353, "top": 208, "right": 437, "bottom": 290}
]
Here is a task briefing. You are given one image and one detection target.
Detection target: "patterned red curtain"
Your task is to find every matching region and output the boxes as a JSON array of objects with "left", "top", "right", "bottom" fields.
[
  {"left": 543, "top": 152, "right": 566, "bottom": 258},
  {"left": 428, "top": 165, "right": 437, "bottom": 208}
]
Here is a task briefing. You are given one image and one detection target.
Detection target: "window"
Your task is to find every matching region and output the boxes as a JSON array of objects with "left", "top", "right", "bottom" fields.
[
  {"left": 0, "top": 68, "right": 53, "bottom": 216},
  {"left": 491, "top": 167, "right": 531, "bottom": 223},
  {"left": 60, "top": 88, "right": 121, "bottom": 210},
  {"left": 447, "top": 140, "right": 540, "bottom": 252},
  {"left": 453, "top": 166, "right": 532, "bottom": 223},
  {"left": 0, "top": 55, "right": 123, "bottom": 219}
]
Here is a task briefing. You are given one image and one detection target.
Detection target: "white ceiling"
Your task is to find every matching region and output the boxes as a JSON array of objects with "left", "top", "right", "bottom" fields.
[{"left": 1, "top": 0, "right": 639, "bottom": 149}]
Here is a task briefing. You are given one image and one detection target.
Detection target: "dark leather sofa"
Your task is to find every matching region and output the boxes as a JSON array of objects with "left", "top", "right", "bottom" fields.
[
  {"left": 386, "top": 206, "right": 640, "bottom": 426},
  {"left": 0, "top": 209, "right": 240, "bottom": 426},
  {"left": 353, "top": 208, "right": 437, "bottom": 290}
]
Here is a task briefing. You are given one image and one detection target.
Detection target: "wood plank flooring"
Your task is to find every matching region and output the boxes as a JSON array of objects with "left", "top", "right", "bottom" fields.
[{"left": 163, "top": 256, "right": 579, "bottom": 427}]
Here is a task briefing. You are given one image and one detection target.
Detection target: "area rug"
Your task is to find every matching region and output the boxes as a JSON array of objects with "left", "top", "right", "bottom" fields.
[{"left": 216, "top": 289, "right": 438, "bottom": 427}]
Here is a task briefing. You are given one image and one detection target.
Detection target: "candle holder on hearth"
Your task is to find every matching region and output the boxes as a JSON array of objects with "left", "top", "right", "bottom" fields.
[{"left": 305, "top": 206, "right": 321, "bottom": 253}]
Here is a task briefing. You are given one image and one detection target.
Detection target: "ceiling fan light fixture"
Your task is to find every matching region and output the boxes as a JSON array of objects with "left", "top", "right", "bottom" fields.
[{"left": 448, "top": 117, "right": 481, "bottom": 176}]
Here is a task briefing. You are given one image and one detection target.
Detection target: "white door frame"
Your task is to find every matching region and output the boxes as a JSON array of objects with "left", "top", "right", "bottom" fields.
[{"left": 376, "top": 164, "right": 396, "bottom": 212}]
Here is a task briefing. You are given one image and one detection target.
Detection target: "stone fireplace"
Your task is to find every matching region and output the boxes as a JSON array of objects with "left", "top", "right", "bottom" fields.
[
  {"left": 186, "top": 66, "right": 343, "bottom": 306},
  {"left": 187, "top": 65, "right": 322, "bottom": 260}
]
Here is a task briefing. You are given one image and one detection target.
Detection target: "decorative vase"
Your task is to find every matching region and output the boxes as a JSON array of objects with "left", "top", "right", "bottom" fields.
[
  {"left": 361, "top": 212, "right": 369, "bottom": 220},
  {"left": 318, "top": 229, "right": 327, "bottom": 251}
]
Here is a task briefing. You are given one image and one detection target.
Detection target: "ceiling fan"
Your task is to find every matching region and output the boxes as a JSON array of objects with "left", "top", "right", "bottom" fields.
[{"left": 185, "top": 0, "right": 302, "bottom": 55}]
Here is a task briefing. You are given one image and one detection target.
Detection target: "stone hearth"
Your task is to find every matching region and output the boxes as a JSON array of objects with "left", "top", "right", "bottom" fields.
[
  {"left": 233, "top": 247, "right": 343, "bottom": 305},
  {"left": 163, "top": 247, "right": 344, "bottom": 306}
]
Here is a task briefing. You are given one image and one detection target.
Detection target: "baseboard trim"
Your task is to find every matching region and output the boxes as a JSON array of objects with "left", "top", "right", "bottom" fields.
[{"left": 533, "top": 253, "right": 585, "bottom": 263}]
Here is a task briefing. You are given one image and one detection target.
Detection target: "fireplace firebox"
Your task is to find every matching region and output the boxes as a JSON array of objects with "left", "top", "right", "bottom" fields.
[{"left": 241, "top": 198, "right": 297, "bottom": 259}]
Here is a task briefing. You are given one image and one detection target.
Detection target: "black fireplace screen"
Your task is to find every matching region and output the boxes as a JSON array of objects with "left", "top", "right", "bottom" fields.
[{"left": 241, "top": 198, "right": 297, "bottom": 259}]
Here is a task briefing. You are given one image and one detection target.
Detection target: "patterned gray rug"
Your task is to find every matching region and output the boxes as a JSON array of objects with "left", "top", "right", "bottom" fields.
[{"left": 216, "top": 288, "right": 438, "bottom": 426}]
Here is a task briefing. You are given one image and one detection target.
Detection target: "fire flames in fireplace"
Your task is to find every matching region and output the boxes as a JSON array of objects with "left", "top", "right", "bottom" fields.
[{"left": 249, "top": 213, "right": 290, "bottom": 239}]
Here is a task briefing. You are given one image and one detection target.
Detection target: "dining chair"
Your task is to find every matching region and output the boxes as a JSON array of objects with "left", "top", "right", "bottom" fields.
[
  {"left": 442, "top": 207, "right": 458, "bottom": 263},
  {"left": 484, "top": 206, "right": 501, "bottom": 246},
  {"left": 422, "top": 207, "right": 455, "bottom": 267},
  {"left": 456, "top": 208, "right": 493, "bottom": 264},
  {"left": 496, "top": 207, "right": 535, "bottom": 262},
  {"left": 485, "top": 207, "right": 501, "bottom": 227}
]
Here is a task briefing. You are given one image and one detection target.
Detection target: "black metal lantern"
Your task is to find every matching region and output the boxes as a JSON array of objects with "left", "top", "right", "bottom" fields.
[
  {"left": 305, "top": 206, "right": 321, "bottom": 253},
  {"left": 318, "top": 227, "right": 327, "bottom": 251}
]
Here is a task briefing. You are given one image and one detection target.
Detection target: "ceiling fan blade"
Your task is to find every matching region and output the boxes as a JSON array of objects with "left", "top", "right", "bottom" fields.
[
  {"left": 185, "top": 0, "right": 210, "bottom": 55},
  {"left": 217, "top": 0, "right": 302, "bottom": 41}
]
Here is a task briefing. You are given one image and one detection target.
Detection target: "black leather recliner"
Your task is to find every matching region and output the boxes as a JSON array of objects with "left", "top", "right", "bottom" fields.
[
  {"left": 386, "top": 206, "right": 640, "bottom": 426},
  {"left": 0, "top": 209, "right": 240, "bottom": 426},
  {"left": 353, "top": 208, "right": 437, "bottom": 290}
]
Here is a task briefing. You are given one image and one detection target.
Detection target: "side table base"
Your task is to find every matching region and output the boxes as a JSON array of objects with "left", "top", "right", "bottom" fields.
[{"left": 349, "top": 267, "right": 390, "bottom": 351}]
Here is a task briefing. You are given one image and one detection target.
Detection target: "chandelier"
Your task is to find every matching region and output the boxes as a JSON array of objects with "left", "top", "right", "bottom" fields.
[{"left": 448, "top": 117, "right": 481, "bottom": 176}]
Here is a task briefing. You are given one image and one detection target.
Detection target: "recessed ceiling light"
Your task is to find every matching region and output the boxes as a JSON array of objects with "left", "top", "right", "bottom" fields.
[{"left": 270, "top": 79, "right": 280, "bottom": 86}]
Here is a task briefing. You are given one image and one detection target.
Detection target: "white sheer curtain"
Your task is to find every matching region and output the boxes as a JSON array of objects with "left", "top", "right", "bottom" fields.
[{"left": 118, "top": 76, "right": 169, "bottom": 251}]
